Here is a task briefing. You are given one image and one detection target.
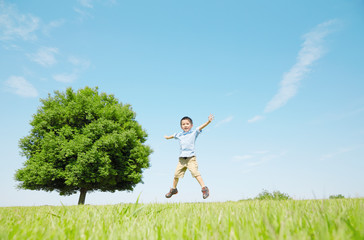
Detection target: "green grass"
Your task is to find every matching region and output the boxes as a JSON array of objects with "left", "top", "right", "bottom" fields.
[{"left": 1, "top": 199, "right": 363, "bottom": 239}]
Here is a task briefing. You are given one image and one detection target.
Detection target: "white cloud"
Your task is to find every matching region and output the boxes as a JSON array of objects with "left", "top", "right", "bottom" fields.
[
  {"left": 53, "top": 73, "right": 78, "bottom": 83},
  {"left": 337, "top": 107, "right": 364, "bottom": 121},
  {"left": 233, "top": 150, "right": 286, "bottom": 172},
  {"left": 248, "top": 115, "right": 264, "bottom": 123},
  {"left": 246, "top": 159, "right": 266, "bottom": 167},
  {"left": 73, "top": 7, "right": 93, "bottom": 21},
  {"left": 215, "top": 116, "right": 233, "bottom": 128},
  {"left": 43, "top": 19, "right": 65, "bottom": 36},
  {"left": 51, "top": 56, "right": 90, "bottom": 83},
  {"left": 4, "top": 76, "right": 38, "bottom": 97},
  {"left": 1, "top": 42, "right": 21, "bottom": 50},
  {"left": 264, "top": 20, "right": 338, "bottom": 113},
  {"left": 74, "top": 0, "right": 116, "bottom": 21},
  {"left": 69, "top": 56, "right": 90, "bottom": 69},
  {"left": 233, "top": 155, "right": 253, "bottom": 162},
  {"left": 77, "top": 0, "right": 116, "bottom": 8},
  {"left": 78, "top": 0, "right": 93, "bottom": 8},
  {"left": 28, "top": 47, "right": 58, "bottom": 67},
  {"left": 0, "top": 2, "right": 66, "bottom": 42},
  {"left": 0, "top": 1, "right": 40, "bottom": 41},
  {"left": 74, "top": 0, "right": 94, "bottom": 21},
  {"left": 320, "top": 145, "right": 361, "bottom": 161}
]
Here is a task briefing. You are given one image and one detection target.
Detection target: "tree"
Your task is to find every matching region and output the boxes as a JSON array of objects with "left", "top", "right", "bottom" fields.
[
  {"left": 254, "top": 189, "right": 292, "bottom": 200},
  {"left": 329, "top": 194, "right": 345, "bottom": 199},
  {"left": 15, "top": 87, "right": 152, "bottom": 205}
]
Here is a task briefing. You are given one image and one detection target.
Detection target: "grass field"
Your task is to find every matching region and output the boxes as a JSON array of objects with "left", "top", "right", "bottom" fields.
[{"left": 1, "top": 199, "right": 363, "bottom": 239}]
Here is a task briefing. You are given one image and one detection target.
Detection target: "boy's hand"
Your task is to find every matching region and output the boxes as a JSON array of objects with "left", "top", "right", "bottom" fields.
[
  {"left": 165, "top": 135, "right": 174, "bottom": 140},
  {"left": 198, "top": 114, "right": 214, "bottom": 131}
]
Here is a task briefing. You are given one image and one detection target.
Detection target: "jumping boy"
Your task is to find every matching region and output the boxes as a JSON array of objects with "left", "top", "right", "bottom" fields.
[{"left": 164, "top": 114, "right": 214, "bottom": 199}]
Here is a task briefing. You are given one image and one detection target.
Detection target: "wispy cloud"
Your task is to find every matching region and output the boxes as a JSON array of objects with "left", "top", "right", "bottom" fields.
[
  {"left": 248, "top": 115, "right": 264, "bottom": 123},
  {"left": 265, "top": 20, "right": 338, "bottom": 113},
  {"left": 43, "top": 19, "right": 65, "bottom": 36},
  {"left": 74, "top": 0, "right": 116, "bottom": 21},
  {"left": 74, "top": 0, "right": 94, "bottom": 20},
  {"left": 215, "top": 116, "right": 233, "bottom": 128},
  {"left": 68, "top": 56, "right": 90, "bottom": 70},
  {"left": 1, "top": 2, "right": 90, "bottom": 85},
  {"left": 248, "top": 20, "right": 338, "bottom": 123},
  {"left": 52, "top": 56, "right": 90, "bottom": 83},
  {"left": 310, "top": 105, "right": 364, "bottom": 125},
  {"left": 78, "top": 0, "right": 94, "bottom": 8},
  {"left": 320, "top": 145, "right": 362, "bottom": 161},
  {"left": 233, "top": 155, "right": 253, "bottom": 162},
  {"left": 28, "top": 47, "right": 59, "bottom": 67},
  {"left": 0, "top": 1, "right": 40, "bottom": 41},
  {"left": 53, "top": 73, "right": 78, "bottom": 83},
  {"left": 0, "top": 1, "right": 65, "bottom": 42},
  {"left": 4, "top": 76, "right": 38, "bottom": 97},
  {"left": 336, "top": 107, "right": 364, "bottom": 121},
  {"left": 233, "top": 150, "right": 286, "bottom": 172},
  {"left": 74, "top": 8, "right": 93, "bottom": 21}
]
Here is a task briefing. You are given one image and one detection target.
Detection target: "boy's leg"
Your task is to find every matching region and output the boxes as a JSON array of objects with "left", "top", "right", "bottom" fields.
[
  {"left": 166, "top": 158, "right": 187, "bottom": 199},
  {"left": 196, "top": 175, "right": 209, "bottom": 199},
  {"left": 173, "top": 177, "right": 179, "bottom": 188},
  {"left": 166, "top": 177, "right": 180, "bottom": 198},
  {"left": 195, "top": 175, "right": 205, "bottom": 188},
  {"left": 187, "top": 157, "right": 210, "bottom": 199},
  {"left": 187, "top": 156, "right": 204, "bottom": 187}
]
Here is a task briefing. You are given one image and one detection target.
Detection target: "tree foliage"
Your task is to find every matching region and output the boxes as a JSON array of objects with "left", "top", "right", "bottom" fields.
[
  {"left": 255, "top": 189, "right": 292, "bottom": 200},
  {"left": 15, "top": 87, "right": 152, "bottom": 204},
  {"left": 329, "top": 194, "right": 345, "bottom": 199}
]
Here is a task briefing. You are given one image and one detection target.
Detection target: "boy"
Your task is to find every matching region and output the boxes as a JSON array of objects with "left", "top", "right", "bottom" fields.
[{"left": 164, "top": 114, "right": 214, "bottom": 199}]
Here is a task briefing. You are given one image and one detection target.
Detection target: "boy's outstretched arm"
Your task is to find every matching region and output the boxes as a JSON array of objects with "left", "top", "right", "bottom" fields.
[
  {"left": 164, "top": 135, "right": 174, "bottom": 140},
  {"left": 198, "top": 114, "right": 214, "bottom": 131}
]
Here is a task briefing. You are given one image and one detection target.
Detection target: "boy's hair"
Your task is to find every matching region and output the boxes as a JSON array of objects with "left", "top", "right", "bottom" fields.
[{"left": 180, "top": 116, "right": 193, "bottom": 125}]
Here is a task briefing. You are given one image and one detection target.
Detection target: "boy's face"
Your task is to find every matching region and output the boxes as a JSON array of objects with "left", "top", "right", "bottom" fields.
[{"left": 181, "top": 119, "right": 193, "bottom": 132}]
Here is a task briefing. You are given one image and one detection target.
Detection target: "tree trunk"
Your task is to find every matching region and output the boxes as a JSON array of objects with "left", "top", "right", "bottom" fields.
[{"left": 78, "top": 188, "right": 87, "bottom": 205}]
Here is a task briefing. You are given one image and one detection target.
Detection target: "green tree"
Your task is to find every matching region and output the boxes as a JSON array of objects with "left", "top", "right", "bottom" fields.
[
  {"left": 255, "top": 189, "right": 292, "bottom": 200},
  {"left": 329, "top": 194, "right": 345, "bottom": 199},
  {"left": 15, "top": 87, "right": 152, "bottom": 205}
]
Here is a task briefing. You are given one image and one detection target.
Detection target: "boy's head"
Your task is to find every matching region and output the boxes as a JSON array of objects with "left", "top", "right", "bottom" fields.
[{"left": 180, "top": 116, "right": 193, "bottom": 132}]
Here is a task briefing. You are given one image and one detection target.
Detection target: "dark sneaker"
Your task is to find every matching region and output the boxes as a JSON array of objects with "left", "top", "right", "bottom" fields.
[
  {"left": 165, "top": 188, "right": 178, "bottom": 198},
  {"left": 202, "top": 186, "right": 209, "bottom": 199}
]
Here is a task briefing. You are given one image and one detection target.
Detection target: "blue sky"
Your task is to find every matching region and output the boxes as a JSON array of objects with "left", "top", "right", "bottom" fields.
[{"left": 1, "top": 0, "right": 363, "bottom": 206}]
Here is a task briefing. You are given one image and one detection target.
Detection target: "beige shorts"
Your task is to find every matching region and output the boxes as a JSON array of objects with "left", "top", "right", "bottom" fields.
[{"left": 174, "top": 156, "right": 201, "bottom": 178}]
